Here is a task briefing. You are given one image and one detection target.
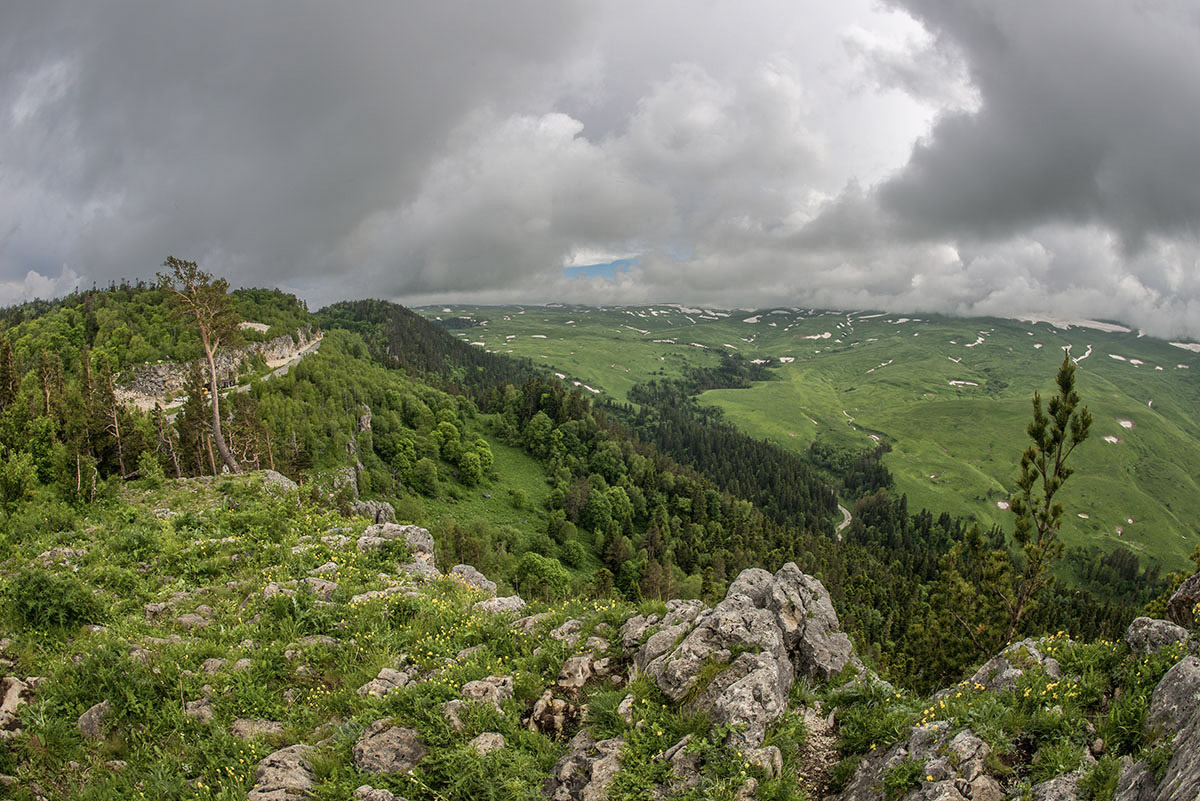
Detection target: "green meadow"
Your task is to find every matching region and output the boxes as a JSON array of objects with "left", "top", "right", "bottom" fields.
[{"left": 421, "top": 305, "right": 1200, "bottom": 569}]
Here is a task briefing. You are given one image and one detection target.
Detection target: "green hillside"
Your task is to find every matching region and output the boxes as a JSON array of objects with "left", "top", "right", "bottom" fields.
[{"left": 419, "top": 305, "right": 1200, "bottom": 569}]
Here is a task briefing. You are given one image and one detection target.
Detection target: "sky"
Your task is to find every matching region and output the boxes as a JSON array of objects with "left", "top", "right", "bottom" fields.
[{"left": 3, "top": 1, "right": 1200, "bottom": 336}]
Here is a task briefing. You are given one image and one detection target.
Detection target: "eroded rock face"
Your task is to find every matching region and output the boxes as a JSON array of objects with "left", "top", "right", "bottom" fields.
[
  {"left": 351, "top": 500, "right": 395, "bottom": 524},
  {"left": 356, "top": 524, "right": 435, "bottom": 565},
  {"left": 1167, "top": 573, "right": 1200, "bottom": 629},
  {"left": 635, "top": 563, "right": 854, "bottom": 747},
  {"left": 247, "top": 744, "right": 314, "bottom": 801},
  {"left": 352, "top": 721, "right": 428, "bottom": 775}
]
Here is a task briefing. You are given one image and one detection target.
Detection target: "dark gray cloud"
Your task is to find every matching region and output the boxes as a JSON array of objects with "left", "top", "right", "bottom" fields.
[
  {"left": 877, "top": 1, "right": 1200, "bottom": 244},
  {"left": 3, "top": 1, "right": 1199, "bottom": 337}
]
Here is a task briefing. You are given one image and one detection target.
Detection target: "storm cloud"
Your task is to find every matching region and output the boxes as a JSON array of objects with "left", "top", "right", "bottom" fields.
[{"left": 3, "top": 1, "right": 1199, "bottom": 336}]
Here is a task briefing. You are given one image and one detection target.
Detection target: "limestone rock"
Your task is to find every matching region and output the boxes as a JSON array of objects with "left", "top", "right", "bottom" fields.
[
  {"left": 351, "top": 500, "right": 395, "bottom": 524},
  {"left": 78, "top": 700, "right": 111, "bottom": 740},
  {"left": 767, "top": 562, "right": 855, "bottom": 680},
  {"left": 302, "top": 577, "right": 338, "bottom": 601},
  {"left": 184, "top": 698, "right": 214, "bottom": 723},
  {"left": 0, "top": 677, "right": 31, "bottom": 737},
  {"left": 357, "top": 667, "right": 414, "bottom": 699},
  {"left": 248, "top": 744, "right": 314, "bottom": 801},
  {"left": 356, "top": 524, "right": 435, "bottom": 565},
  {"left": 474, "top": 595, "right": 527, "bottom": 616},
  {"left": 1167, "top": 573, "right": 1200, "bottom": 629},
  {"left": 257, "top": 470, "right": 299, "bottom": 494},
  {"left": 353, "top": 721, "right": 428, "bottom": 775},
  {"left": 441, "top": 699, "right": 467, "bottom": 732},
  {"left": 551, "top": 619, "right": 584, "bottom": 645},
  {"left": 460, "top": 675, "right": 513, "bottom": 710},
  {"left": 636, "top": 562, "right": 853, "bottom": 748},
  {"left": 468, "top": 732, "right": 506, "bottom": 755},
  {"left": 232, "top": 718, "right": 285, "bottom": 740},
  {"left": 528, "top": 690, "right": 582, "bottom": 740},
  {"left": 557, "top": 655, "right": 594, "bottom": 691},
  {"left": 450, "top": 564, "right": 497, "bottom": 598},
  {"left": 1031, "top": 775, "right": 1081, "bottom": 800},
  {"left": 354, "top": 787, "right": 406, "bottom": 801},
  {"left": 512, "top": 612, "right": 552, "bottom": 634},
  {"left": 961, "top": 638, "right": 1055, "bottom": 694},
  {"left": 543, "top": 731, "right": 624, "bottom": 801},
  {"left": 1125, "top": 616, "right": 1193, "bottom": 657}
]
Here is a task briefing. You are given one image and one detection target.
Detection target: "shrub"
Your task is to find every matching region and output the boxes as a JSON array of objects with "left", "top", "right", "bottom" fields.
[{"left": 6, "top": 567, "right": 104, "bottom": 630}]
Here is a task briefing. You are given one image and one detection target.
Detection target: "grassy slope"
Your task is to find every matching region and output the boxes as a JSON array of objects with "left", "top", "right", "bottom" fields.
[{"left": 421, "top": 305, "right": 1200, "bottom": 569}]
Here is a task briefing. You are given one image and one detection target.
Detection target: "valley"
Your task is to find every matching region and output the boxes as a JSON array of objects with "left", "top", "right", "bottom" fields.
[{"left": 420, "top": 305, "right": 1200, "bottom": 569}]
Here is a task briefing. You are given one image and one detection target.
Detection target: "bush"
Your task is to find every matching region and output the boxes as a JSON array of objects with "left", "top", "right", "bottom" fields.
[{"left": 6, "top": 567, "right": 104, "bottom": 630}]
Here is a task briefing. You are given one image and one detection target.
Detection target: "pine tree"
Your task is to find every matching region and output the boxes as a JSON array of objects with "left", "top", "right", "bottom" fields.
[{"left": 158, "top": 257, "right": 242, "bottom": 473}]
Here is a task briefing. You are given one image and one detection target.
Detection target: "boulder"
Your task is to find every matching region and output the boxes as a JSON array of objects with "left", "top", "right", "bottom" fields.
[
  {"left": 460, "top": 675, "right": 514, "bottom": 710},
  {"left": 468, "top": 732, "right": 506, "bottom": 755},
  {"left": 450, "top": 565, "right": 497, "bottom": 598},
  {"left": 1125, "top": 617, "right": 1193, "bottom": 657},
  {"left": 257, "top": 470, "right": 299, "bottom": 494},
  {"left": 557, "top": 655, "right": 595, "bottom": 691},
  {"left": 357, "top": 667, "right": 414, "bottom": 699},
  {"left": 354, "top": 787, "right": 406, "bottom": 801},
  {"left": 248, "top": 744, "right": 314, "bottom": 801},
  {"left": 0, "top": 677, "right": 31, "bottom": 737},
  {"left": 353, "top": 721, "right": 428, "bottom": 775},
  {"left": 543, "top": 731, "right": 624, "bottom": 801},
  {"left": 356, "top": 524, "right": 435, "bottom": 566},
  {"left": 78, "top": 700, "right": 111, "bottom": 740},
  {"left": 1167, "top": 573, "right": 1200, "bottom": 629},
  {"left": 528, "top": 690, "right": 582, "bottom": 740},
  {"left": 832, "top": 723, "right": 995, "bottom": 801},
  {"left": 474, "top": 596, "right": 527, "bottom": 616},
  {"left": 1032, "top": 775, "right": 1081, "bottom": 800},
  {"left": 184, "top": 698, "right": 214, "bottom": 723}
]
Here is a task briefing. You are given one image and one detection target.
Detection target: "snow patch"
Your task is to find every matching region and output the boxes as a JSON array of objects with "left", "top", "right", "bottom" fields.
[
  {"left": 996, "top": 501, "right": 1010, "bottom": 510},
  {"left": 1018, "top": 316, "right": 1132, "bottom": 333},
  {"left": 801, "top": 332, "right": 832, "bottom": 340},
  {"left": 1109, "top": 354, "right": 1127, "bottom": 361},
  {"left": 1170, "top": 341, "right": 1200, "bottom": 353},
  {"left": 1103, "top": 435, "right": 1120, "bottom": 444},
  {"left": 1117, "top": 419, "right": 1134, "bottom": 429},
  {"left": 530, "top": 334, "right": 547, "bottom": 339},
  {"left": 1078, "top": 513, "right": 1090, "bottom": 519},
  {"left": 778, "top": 356, "right": 795, "bottom": 363},
  {"left": 949, "top": 380, "right": 979, "bottom": 387},
  {"left": 743, "top": 315, "right": 761, "bottom": 323}
]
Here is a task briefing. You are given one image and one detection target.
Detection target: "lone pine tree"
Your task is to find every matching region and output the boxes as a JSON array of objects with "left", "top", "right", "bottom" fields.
[{"left": 157, "top": 257, "right": 242, "bottom": 474}]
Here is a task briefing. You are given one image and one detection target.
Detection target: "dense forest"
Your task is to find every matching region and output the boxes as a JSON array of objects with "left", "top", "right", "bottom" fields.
[{"left": 0, "top": 283, "right": 1179, "bottom": 693}]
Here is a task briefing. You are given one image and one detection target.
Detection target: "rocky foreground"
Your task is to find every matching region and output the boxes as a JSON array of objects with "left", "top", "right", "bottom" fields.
[{"left": 2, "top": 482, "right": 1199, "bottom": 800}]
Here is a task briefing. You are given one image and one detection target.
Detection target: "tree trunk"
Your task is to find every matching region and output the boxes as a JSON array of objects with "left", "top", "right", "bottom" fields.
[{"left": 204, "top": 343, "right": 240, "bottom": 473}]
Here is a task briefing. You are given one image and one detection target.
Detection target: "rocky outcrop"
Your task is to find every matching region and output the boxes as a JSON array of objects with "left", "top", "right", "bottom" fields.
[
  {"left": 351, "top": 500, "right": 395, "bottom": 524},
  {"left": 460, "top": 675, "right": 514, "bottom": 710},
  {"left": 248, "top": 744, "right": 314, "bottom": 800},
  {"left": 120, "top": 328, "right": 318, "bottom": 402},
  {"left": 1166, "top": 573, "right": 1200, "bottom": 629},
  {"left": 543, "top": 731, "right": 624, "bottom": 801},
  {"left": 451, "top": 564, "right": 498, "bottom": 598},
  {"left": 959, "top": 638, "right": 1062, "bottom": 694},
  {"left": 834, "top": 723, "right": 994, "bottom": 801},
  {"left": 1114, "top": 655, "right": 1200, "bottom": 801},
  {"left": 1125, "top": 616, "right": 1194, "bottom": 657},
  {"left": 632, "top": 563, "right": 854, "bottom": 747},
  {"left": 357, "top": 666, "right": 416, "bottom": 699}
]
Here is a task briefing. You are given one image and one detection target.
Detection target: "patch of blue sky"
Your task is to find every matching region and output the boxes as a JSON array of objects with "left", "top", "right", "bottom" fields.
[{"left": 563, "top": 257, "right": 639, "bottom": 280}]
